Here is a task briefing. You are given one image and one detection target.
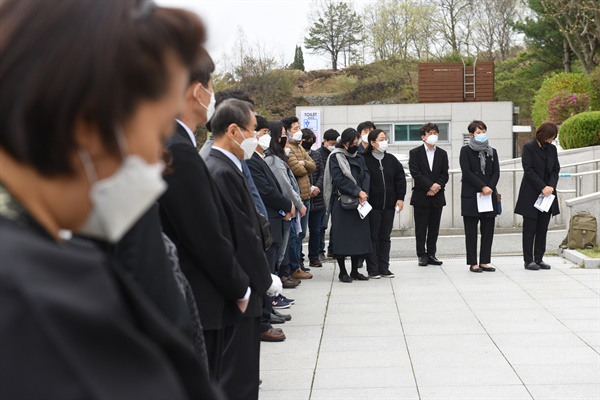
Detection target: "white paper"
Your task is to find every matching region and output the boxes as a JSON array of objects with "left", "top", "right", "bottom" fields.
[
  {"left": 295, "top": 213, "right": 302, "bottom": 233},
  {"left": 534, "top": 194, "right": 555, "bottom": 212},
  {"left": 477, "top": 192, "right": 494, "bottom": 213},
  {"left": 357, "top": 201, "right": 373, "bottom": 219}
]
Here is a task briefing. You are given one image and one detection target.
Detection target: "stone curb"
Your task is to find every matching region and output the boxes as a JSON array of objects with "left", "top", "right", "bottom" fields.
[{"left": 557, "top": 247, "right": 600, "bottom": 268}]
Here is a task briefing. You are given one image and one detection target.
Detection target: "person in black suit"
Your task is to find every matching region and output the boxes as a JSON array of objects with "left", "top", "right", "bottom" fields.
[
  {"left": 205, "top": 99, "right": 275, "bottom": 400},
  {"left": 158, "top": 51, "right": 251, "bottom": 383},
  {"left": 460, "top": 121, "right": 500, "bottom": 273},
  {"left": 515, "top": 122, "right": 561, "bottom": 270},
  {"left": 408, "top": 123, "right": 449, "bottom": 266}
]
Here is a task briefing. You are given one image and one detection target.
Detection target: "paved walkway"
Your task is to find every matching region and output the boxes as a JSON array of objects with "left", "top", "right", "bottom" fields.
[{"left": 259, "top": 256, "right": 600, "bottom": 399}]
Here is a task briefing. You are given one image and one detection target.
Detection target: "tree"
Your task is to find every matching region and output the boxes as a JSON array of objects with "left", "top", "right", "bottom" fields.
[
  {"left": 433, "top": 0, "right": 474, "bottom": 56},
  {"left": 470, "top": 0, "right": 523, "bottom": 60},
  {"left": 289, "top": 45, "right": 305, "bottom": 71},
  {"left": 304, "top": 0, "right": 363, "bottom": 70},
  {"left": 539, "top": 0, "right": 600, "bottom": 74}
]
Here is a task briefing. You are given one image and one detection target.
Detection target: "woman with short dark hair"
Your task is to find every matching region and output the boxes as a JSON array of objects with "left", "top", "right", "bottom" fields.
[
  {"left": 324, "top": 128, "right": 371, "bottom": 282},
  {"left": 515, "top": 122, "right": 561, "bottom": 270},
  {"left": 0, "top": 1, "right": 222, "bottom": 398}
]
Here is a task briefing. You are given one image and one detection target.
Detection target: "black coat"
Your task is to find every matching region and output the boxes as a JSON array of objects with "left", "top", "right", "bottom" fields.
[
  {"left": 459, "top": 145, "right": 500, "bottom": 217},
  {"left": 0, "top": 217, "right": 223, "bottom": 400},
  {"left": 309, "top": 146, "right": 328, "bottom": 211},
  {"left": 159, "top": 123, "right": 250, "bottom": 331},
  {"left": 364, "top": 152, "right": 407, "bottom": 210},
  {"left": 329, "top": 153, "right": 371, "bottom": 256},
  {"left": 408, "top": 145, "right": 449, "bottom": 208},
  {"left": 205, "top": 149, "right": 272, "bottom": 319},
  {"left": 515, "top": 140, "right": 561, "bottom": 218},
  {"left": 246, "top": 152, "right": 292, "bottom": 244}
]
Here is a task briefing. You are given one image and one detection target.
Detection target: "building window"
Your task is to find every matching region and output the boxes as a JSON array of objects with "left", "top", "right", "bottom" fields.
[{"left": 376, "top": 122, "right": 450, "bottom": 143}]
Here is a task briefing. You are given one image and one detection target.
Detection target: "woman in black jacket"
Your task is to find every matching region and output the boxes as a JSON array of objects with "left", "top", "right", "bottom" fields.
[
  {"left": 323, "top": 128, "right": 371, "bottom": 282},
  {"left": 515, "top": 122, "right": 560, "bottom": 270},
  {"left": 363, "top": 129, "right": 406, "bottom": 278},
  {"left": 460, "top": 121, "right": 500, "bottom": 273}
]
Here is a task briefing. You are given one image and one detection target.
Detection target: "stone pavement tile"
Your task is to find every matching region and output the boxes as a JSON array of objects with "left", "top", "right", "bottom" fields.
[
  {"left": 394, "top": 294, "right": 467, "bottom": 309},
  {"left": 499, "top": 345, "right": 600, "bottom": 365},
  {"left": 321, "top": 323, "right": 403, "bottom": 338},
  {"left": 325, "top": 312, "right": 400, "bottom": 325},
  {"left": 316, "top": 349, "right": 412, "bottom": 368},
  {"left": 399, "top": 310, "right": 477, "bottom": 323},
  {"left": 271, "top": 325, "right": 324, "bottom": 339},
  {"left": 258, "top": 389, "right": 310, "bottom": 400},
  {"left": 526, "top": 288, "right": 599, "bottom": 300},
  {"left": 511, "top": 363, "right": 600, "bottom": 385},
  {"left": 319, "top": 335, "right": 407, "bottom": 353},
  {"left": 547, "top": 305, "right": 600, "bottom": 320},
  {"left": 473, "top": 308, "right": 556, "bottom": 322},
  {"left": 490, "top": 332, "right": 591, "bottom": 348},
  {"left": 576, "top": 331, "right": 600, "bottom": 347},
  {"left": 477, "top": 315, "right": 571, "bottom": 334},
  {"left": 413, "top": 362, "right": 522, "bottom": 387},
  {"left": 560, "top": 319, "right": 600, "bottom": 332},
  {"left": 526, "top": 384, "right": 600, "bottom": 400},
  {"left": 406, "top": 335, "right": 509, "bottom": 366},
  {"left": 459, "top": 289, "right": 535, "bottom": 302},
  {"left": 326, "top": 300, "right": 397, "bottom": 314},
  {"left": 312, "top": 366, "right": 416, "bottom": 389},
  {"left": 282, "top": 312, "right": 327, "bottom": 326},
  {"left": 258, "top": 368, "right": 314, "bottom": 391},
  {"left": 260, "top": 351, "right": 317, "bottom": 371},
  {"left": 331, "top": 283, "right": 395, "bottom": 295},
  {"left": 310, "top": 386, "right": 419, "bottom": 399},
  {"left": 260, "top": 337, "right": 320, "bottom": 355},
  {"left": 537, "top": 297, "right": 600, "bottom": 310},
  {"left": 401, "top": 317, "right": 486, "bottom": 336},
  {"left": 418, "top": 384, "right": 532, "bottom": 399}
]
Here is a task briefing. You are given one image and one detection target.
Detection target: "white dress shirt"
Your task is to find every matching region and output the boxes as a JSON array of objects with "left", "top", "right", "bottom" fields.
[
  {"left": 212, "top": 146, "right": 243, "bottom": 172},
  {"left": 424, "top": 142, "right": 436, "bottom": 171},
  {"left": 175, "top": 119, "right": 197, "bottom": 148}
]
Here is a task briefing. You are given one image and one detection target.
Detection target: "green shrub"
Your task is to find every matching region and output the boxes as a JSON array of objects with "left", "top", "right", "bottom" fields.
[
  {"left": 532, "top": 73, "right": 597, "bottom": 126},
  {"left": 558, "top": 111, "right": 600, "bottom": 149}
]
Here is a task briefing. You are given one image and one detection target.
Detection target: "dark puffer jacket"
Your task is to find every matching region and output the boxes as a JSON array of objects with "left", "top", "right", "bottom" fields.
[
  {"left": 363, "top": 151, "right": 407, "bottom": 210},
  {"left": 309, "top": 146, "right": 327, "bottom": 211}
]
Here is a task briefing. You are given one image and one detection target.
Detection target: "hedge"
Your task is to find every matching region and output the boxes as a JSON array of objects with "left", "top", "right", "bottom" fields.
[{"left": 558, "top": 111, "right": 600, "bottom": 149}]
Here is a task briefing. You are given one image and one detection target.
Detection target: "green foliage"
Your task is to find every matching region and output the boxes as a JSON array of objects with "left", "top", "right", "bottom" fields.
[
  {"left": 547, "top": 93, "right": 591, "bottom": 124},
  {"left": 532, "top": 72, "right": 596, "bottom": 126},
  {"left": 289, "top": 45, "right": 305, "bottom": 71},
  {"left": 558, "top": 111, "right": 600, "bottom": 149}
]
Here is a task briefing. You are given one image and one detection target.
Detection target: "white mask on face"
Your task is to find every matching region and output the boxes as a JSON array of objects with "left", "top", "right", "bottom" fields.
[
  {"left": 377, "top": 140, "right": 389, "bottom": 152},
  {"left": 258, "top": 133, "right": 271, "bottom": 150},
  {"left": 292, "top": 131, "right": 303, "bottom": 142},
  {"left": 327, "top": 145, "right": 336, "bottom": 151},
  {"left": 284, "top": 147, "right": 291, "bottom": 156},
  {"left": 235, "top": 128, "right": 259, "bottom": 160},
  {"left": 362, "top": 134, "right": 369, "bottom": 143},
  {"left": 197, "top": 85, "right": 216, "bottom": 121},
  {"left": 77, "top": 132, "right": 166, "bottom": 243},
  {"left": 425, "top": 134, "right": 438, "bottom": 146}
]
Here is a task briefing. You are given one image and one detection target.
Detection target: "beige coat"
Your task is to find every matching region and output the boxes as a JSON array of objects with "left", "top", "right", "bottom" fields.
[{"left": 288, "top": 142, "right": 316, "bottom": 200}]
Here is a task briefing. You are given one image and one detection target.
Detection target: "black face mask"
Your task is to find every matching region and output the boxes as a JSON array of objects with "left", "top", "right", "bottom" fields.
[
  {"left": 301, "top": 141, "right": 313, "bottom": 150},
  {"left": 347, "top": 145, "right": 359, "bottom": 154},
  {"left": 279, "top": 137, "right": 288, "bottom": 148}
]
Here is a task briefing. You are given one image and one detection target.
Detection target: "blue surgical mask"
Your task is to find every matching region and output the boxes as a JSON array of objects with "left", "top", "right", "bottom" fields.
[{"left": 475, "top": 133, "right": 488, "bottom": 143}]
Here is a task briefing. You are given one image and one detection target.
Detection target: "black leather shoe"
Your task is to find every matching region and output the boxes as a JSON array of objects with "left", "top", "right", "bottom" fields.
[
  {"left": 537, "top": 261, "right": 552, "bottom": 269},
  {"left": 418, "top": 256, "right": 428, "bottom": 266},
  {"left": 351, "top": 273, "right": 369, "bottom": 281},
  {"left": 339, "top": 274, "right": 352, "bottom": 283},
  {"left": 469, "top": 265, "right": 483, "bottom": 273},
  {"left": 427, "top": 256, "right": 443, "bottom": 265},
  {"left": 269, "top": 314, "right": 285, "bottom": 324},
  {"left": 525, "top": 262, "right": 540, "bottom": 270},
  {"left": 272, "top": 310, "right": 292, "bottom": 321},
  {"left": 479, "top": 264, "right": 496, "bottom": 272}
]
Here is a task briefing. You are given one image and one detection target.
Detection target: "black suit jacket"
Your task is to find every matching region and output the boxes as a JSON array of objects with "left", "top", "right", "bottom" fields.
[
  {"left": 459, "top": 145, "right": 500, "bottom": 217},
  {"left": 246, "top": 152, "right": 292, "bottom": 244},
  {"left": 408, "top": 144, "right": 449, "bottom": 208},
  {"left": 205, "top": 149, "right": 273, "bottom": 319},
  {"left": 159, "top": 123, "right": 250, "bottom": 331},
  {"left": 515, "top": 140, "right": 560, "bottom": 218}
]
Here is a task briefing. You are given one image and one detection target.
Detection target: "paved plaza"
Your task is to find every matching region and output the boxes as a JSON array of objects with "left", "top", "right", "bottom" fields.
[{"left": 259, "top": 255, "right": 600, "bottom": 399}]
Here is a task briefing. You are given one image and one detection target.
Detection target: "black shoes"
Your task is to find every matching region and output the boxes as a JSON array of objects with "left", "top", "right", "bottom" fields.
[
  {"left": 479, "top": 264, "right": 496, "bottom": 272},
  {"left": 272, "top": 309, "right": 292, "bottom": 321},
  {"left": 269, "top": 313, "right": 286, "bottom": 324},
  {"left": 339, "top": 274, "right": 352, "bottom": 283},
  {"left": 418, "top": 256, "right": 428, "bottom": 266},
  {"left": 380, "top": 270, "right": 395, "bottom": 278},
  {"left": 525, "top": 262, "right": 540, "bottom": 270},
  {"left": 351, "top": 273, "right": 369, "bottom": 281},
  {"left": 470, "top": 265, "right": 483, "bottom": 273},
  {"left": 427, "top": 256, "right": 443, "bottom": 265},
  {"left": 537, "top": 261, "right": 552, "bottom": 269}
]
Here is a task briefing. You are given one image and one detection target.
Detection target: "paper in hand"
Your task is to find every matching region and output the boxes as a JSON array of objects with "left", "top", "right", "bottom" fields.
[
  {"left": 534, "top": 193, "right": 555, "bottom": 212},
  {"left": 357, "top": 201, "right": 373, "bottom": 219},
  {"left": 477, "top": 192, "right": 494, "bottom": 213}
]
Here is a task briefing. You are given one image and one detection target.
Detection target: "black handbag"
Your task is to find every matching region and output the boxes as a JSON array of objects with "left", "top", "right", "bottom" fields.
[{"left": 339, "top": 193, "right": 358, "bottom": 210}]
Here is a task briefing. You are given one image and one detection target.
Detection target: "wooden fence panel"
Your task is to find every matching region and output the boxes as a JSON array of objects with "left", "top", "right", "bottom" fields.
[{"left": 418, "top": 62, "right": 494, "bottom": 103}]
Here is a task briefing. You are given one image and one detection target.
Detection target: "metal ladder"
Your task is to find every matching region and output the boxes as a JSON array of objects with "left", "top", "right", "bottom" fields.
[{"left": 462, "top": 57, "right": 477, "bottom": 100}]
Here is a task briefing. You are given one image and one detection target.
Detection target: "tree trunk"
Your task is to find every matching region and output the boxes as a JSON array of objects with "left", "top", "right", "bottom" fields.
[
  {"left": 332, "top": 53, "right": 337, "bottom": 71},
  {"left": 563, "top": 38, "right": 571, "bottom": 73}
]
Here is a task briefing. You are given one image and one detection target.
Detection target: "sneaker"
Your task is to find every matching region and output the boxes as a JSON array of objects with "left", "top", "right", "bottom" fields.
[
  {"left": 368, "top": 273, "right": 381, "bottom": 279},
  {"left": 291, "top": 268, "right": 313, "bottom": 279},
  {"left": 277, "top": 294, "right": 295, "bottom": 305},
  {"left": 271, "top": 298, "right": 291, "bottom": 309},
  {"left": 524, "top": 262, "right": 540, "bottom": 270},
  {"left": 380, "top": 270, "right": 395, "bottom": 278}
]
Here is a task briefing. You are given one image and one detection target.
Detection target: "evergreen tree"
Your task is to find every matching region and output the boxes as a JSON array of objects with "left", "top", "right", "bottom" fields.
[{"left": 289, "top": 45, "right": 305, "bottom": 71}]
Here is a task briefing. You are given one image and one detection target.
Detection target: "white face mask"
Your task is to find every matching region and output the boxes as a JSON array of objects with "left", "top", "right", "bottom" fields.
[
  {"left": 361, "top": 134, "right": 369, "bottom": 143},
  {"left": 425, "top": 134, "right": 438, "bottom": 146},
  {"left": 377, "top": 140, "right": 389, "bottom": 152},
  {"left": 284, "top": 147, "right": 291, "bottom": 156},
  {"left": 327, "top": 145, "right": 336, "bottom": 151},
  {"left": 292, "top": 131, "right": 303, "bottom": 142},
  {"left": 258, "top": 133, "right": 271, "bottom": 150},
  {"left": 235, "top": 128, "right": 258, "bottom": 160},
  {"left": 197, "top": 85, "right": 216, "bottom": 121},
  {"left": 77, "top": 134, "right": 166, "bottom": 243}
]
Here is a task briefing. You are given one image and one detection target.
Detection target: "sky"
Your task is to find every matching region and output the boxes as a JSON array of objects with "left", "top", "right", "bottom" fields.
[{"left": 156, "top": 0, "right": 373, "bottom": 71}]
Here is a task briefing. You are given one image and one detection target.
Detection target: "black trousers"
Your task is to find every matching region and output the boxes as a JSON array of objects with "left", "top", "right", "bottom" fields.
[
  {"left": 463, "top": 216, "right": 495, "bottom": 266},
  {"left": 413, "top": 206, "right": 443, "bottom": 257},
  {"left": 367, "top": 209, "right": 395, "bottom": 274},
  {"left": 522, "top": 211, "right": 552, "bottom": 263},
  {"left": 221, "top": 316, "right": 261, "bottom": 400},
  {"left": 203, "top": 325, "right": 236, "bottom": 383}
]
